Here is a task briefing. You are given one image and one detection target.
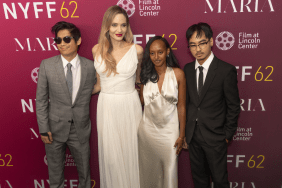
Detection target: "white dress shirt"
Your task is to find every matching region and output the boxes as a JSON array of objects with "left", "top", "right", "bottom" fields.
[
  {"left": 195, "top": 52, "right": 214, "bottom": 90},
  {"left": 61, "top": 54, "right": 81, "bottom": 104}
]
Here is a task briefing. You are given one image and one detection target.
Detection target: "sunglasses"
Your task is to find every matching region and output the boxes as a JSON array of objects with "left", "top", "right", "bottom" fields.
[{"left": 54, "top": 36, "right": 74, "bottom": 44}]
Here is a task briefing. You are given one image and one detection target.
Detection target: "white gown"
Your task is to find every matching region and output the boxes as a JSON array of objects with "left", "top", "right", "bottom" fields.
[
  {"left": 138, "top": 67, "right": 179, "bottom": 188},
  {"left": 94, "top": 44, "right": 142, "bottom": 188}
]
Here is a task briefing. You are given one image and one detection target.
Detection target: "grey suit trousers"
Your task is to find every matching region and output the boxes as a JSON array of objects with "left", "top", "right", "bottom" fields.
[{"left": 45, "top": 123, "right": 91, "bottom": 188}]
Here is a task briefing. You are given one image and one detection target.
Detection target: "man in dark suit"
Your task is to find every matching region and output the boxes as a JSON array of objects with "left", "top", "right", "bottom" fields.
[
  {"left": 184, "top": 23, "right": 240, "bottom": 188},
  {"left": 36, "top": 21, "right": 96, "bottom": 188}
]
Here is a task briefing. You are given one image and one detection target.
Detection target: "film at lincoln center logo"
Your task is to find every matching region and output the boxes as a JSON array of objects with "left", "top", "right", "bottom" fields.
[
  {"left": 117, "top": 0, "right": 135, "bottom": 17},
  {"left": 31, "top": 67, "right": 39, "bottom": 83},
  {"left": 215, "top": 31, "right": 235, "bottom": 51}
]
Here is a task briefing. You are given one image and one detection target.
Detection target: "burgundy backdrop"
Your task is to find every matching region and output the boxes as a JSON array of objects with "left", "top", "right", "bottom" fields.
[{"left": 1, "top": 0, "right": 282, "bottom": 187}]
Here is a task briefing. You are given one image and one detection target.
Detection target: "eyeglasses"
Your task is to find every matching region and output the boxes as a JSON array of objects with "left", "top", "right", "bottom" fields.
[
  {"left": 188, "top": 40, "right": 210, "bottom": 51},
  {"left": 54, "top": 36, "right": 74, "bottom": 44}
]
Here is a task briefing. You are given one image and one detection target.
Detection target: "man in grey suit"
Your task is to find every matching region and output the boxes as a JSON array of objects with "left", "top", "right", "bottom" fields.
[{"left": 36, "top": 21, "right": 96, "bottom": 188}]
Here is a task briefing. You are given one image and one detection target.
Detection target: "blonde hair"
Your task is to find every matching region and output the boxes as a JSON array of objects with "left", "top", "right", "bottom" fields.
[{"left": 96, "top": 5, "right": 133, "bottom": 76}]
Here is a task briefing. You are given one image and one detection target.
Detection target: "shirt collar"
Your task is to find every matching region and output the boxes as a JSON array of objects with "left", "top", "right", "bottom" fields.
[
  {"left": 61, "top": 54, "right": 80, "bottom": 69},
  {"left": 195, "top": 51, "right": 214, "bottom": 70}
]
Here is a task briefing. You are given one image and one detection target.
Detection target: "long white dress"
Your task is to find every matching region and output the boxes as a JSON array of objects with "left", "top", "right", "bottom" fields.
[
  {"left": 138, "top": 66, "right": 179, "bottom": 188},
  {"left": 94, "top": 45, "right": 142, "bottom": 188}
]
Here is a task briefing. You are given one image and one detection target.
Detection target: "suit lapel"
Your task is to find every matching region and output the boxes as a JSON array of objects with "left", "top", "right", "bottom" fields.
[
  {"left": 198, "top": 56, "right": 218, "bottom": 105},
  {"left": 54, "top": 55, "right": 72, "bottom": 103},
  {"left": 189, "top": 61, "right": 199, "bottom": 103},
  {"left": 72, "top": 55, "right": 88, "bottom": 107}
]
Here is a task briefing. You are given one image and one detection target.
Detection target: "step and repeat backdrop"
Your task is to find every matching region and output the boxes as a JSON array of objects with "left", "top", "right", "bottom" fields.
[{"left": 1, "top": 0, "right": 281, "bottom": 187}]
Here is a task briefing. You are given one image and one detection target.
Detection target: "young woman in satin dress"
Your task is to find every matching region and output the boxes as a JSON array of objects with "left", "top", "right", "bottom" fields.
[{"left": 138, "top": 36, "right": 186, "bottom": 188}]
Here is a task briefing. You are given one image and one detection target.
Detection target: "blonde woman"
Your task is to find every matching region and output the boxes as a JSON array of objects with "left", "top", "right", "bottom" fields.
[{"left": 92, "top": 5, "right": 143, "bottom": 188}]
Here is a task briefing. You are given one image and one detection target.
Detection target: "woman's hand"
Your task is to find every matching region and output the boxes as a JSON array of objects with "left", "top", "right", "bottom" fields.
[{"left": 174, "top": 137, "right": 184, "bottom": 155}]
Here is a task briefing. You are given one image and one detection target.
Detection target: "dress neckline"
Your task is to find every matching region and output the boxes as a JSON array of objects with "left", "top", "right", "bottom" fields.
[
  {"left": 116, "top": 44, "right": 135, "bottom": 67},
  {"left": 157, "top": 66, "right": 169, "bottom": 94}
]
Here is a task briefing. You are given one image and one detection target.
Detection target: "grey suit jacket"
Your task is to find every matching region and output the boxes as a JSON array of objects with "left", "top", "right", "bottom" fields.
[{"left": 36, "top": 55, "right": 96, "bottom": 143}]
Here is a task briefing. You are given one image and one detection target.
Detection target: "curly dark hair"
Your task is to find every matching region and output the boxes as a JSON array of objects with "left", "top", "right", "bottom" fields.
[{"left": 140, "top": 36, "right": 180, "bottom": 85}]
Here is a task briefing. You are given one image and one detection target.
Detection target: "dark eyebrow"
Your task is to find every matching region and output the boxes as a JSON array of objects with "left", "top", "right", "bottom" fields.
[
  {"left": 112, "top": 22, "right": 127, "bottom": 24},
  {"left": 199, "top": 39, "right": 208, "bottom": 43},
  {"left": 189, "top": 39, "right": 208, "bottom": 45}
]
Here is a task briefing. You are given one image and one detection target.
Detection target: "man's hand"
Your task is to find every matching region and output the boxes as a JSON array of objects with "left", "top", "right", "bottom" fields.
[
  {"left": 226, "top": 139, "right": 229, "bottom": 143},
  {"left": 41, "top": 132, "right": 53, "bottom": 144}
]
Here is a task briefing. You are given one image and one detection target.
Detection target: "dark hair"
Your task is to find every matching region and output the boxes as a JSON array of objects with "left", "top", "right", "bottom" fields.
[
  {"left": 140, "top": 36, "right": 180, "bottom": 85},
  {"left": 51, "top": 21, "right": 81, "bottom": 43},
  {"left": 186, "top": 22, "right": 213, "bottom": 43}
]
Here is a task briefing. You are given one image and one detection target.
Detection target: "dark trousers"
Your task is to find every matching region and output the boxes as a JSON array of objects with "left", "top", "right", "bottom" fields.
[
  {"left": 189, "top": 124, "right": 229, "bottom": 188},
  {"left": 45, "top": 123, "right": 91, "bottom": 188}
]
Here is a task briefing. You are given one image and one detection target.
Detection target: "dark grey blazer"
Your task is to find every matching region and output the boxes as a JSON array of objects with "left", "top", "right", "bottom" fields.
[
  {"left": 36, "top": 55, "right": 96, "bottom": 143},
  {"left": 184, "top": 56, "right": 240, "bottom": 147}
]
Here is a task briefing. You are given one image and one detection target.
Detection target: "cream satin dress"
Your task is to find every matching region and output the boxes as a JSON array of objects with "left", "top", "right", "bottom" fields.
[
  {"left": 138, "top": 66, "right": 179, "bottom": 188},
  {"left": 94, "top": 45, "right": 142, "bottom": 188}
]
